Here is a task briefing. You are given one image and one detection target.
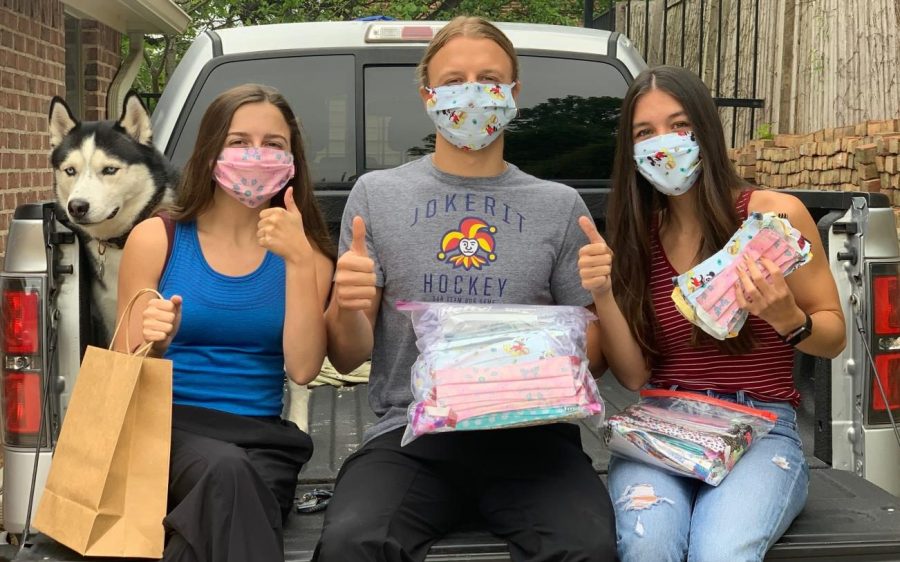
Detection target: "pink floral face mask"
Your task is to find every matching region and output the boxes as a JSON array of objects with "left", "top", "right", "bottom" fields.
[{"left": 213, "top": 147, "right": 294, "bottom": 208}]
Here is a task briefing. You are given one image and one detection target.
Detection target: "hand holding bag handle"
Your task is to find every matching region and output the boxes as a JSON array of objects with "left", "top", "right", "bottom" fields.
[{"left": 110, "top": 287, "right": 164, "bottom": 357}]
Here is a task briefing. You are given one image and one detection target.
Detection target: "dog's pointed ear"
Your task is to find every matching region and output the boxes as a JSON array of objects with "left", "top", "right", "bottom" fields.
[
  {"left": 118, "top": 91, "right": 153, "bottom": 146},
  {"left": 49, "top": 96, "right": 78, "bottom": 148}
]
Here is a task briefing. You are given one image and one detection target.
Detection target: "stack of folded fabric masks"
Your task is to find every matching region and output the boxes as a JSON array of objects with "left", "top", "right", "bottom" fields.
[
  {"left": 671, "top": 211, "right": 813, "bottom": 340},
  {"left": 605, "top": 390, "right": 777, "bottom": 485},
  {"left": 396, "top": 301, "right": 604, "bottom": 446}
]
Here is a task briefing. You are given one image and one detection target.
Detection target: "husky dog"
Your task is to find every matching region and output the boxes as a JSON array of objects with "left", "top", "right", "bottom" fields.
[{"left": 48, "top": 92, "right": 178, "bottom": 344}]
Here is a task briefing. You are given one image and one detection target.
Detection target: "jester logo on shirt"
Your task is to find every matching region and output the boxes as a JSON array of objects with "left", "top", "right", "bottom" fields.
[{"left": 437, "top": 217, "right": 497, "bottom": 270}]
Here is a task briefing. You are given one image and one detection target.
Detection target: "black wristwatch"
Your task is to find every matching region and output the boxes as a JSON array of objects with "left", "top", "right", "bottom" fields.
[{"left": 782, "top": 313, "right": 813, "bottom": 346}]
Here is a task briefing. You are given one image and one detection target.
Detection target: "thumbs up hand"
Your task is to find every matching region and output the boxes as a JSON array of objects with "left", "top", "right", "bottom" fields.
[
  {"left": 349, "top": 215, "right": 368, "bottom": 257},
  {"left": 258, "top": 186, "right": 312, "bottom": 264},
  {"left": 578, "top": 216, "right": 614, "bottom": 297},
  {"left": 334, "top": 216, "right": 377, "bottom": 311}
]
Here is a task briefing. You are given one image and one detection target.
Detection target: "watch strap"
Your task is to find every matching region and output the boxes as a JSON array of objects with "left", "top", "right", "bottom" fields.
[{"left": 783, "top": 313, "right": 813, "bottom": 346}]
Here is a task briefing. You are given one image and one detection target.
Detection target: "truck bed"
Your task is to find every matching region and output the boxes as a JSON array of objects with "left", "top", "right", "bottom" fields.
[{"left": 12, "top": 376, "right": 900, "bottom": 562}]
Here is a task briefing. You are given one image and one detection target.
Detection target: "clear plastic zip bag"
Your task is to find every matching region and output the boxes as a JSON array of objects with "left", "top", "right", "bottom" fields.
[
  {"left": 396, "top": 301, "right": 605, "bottom": 446},
  {"left": 605, "top": 389, "right": 777, "bottom": 485}
]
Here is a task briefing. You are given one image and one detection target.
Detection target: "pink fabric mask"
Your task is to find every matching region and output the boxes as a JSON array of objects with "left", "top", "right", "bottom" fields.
[
  {"left": 673, "top": 215, "right": 812, "bottom": 340},
  {"left": 213, "top": 147, "right": 295, "bottom": 208},
  {"left": 425, "top": 356, "right": 592, "bottom": 421}
]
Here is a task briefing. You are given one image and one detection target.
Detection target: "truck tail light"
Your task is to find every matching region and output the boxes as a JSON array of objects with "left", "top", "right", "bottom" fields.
[
  {"left": 873, "top": 275, "right": 900, "bottom": 335},
  {"left": 4, "top": 372, "right": 41, "bottom": 434},
  {"left": 868, "top": 265, "right": 900, "bottom": 424},
  {"left": 872, "top": 354, "right": 900, "bottom": 412},
  {"left": 4, "top": 289, "right": 39, "bottom": 354},
  {"left": 1, "top": 278, "right": 45, "bottom": 447}
]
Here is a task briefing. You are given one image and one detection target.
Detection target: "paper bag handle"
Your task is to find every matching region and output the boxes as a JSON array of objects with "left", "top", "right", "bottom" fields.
[{"left": 109, "top": 288, "right": 164, "bottom": 356}]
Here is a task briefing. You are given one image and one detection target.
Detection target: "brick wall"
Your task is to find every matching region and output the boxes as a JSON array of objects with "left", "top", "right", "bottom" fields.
[
  {"left": 81, "top": 20, "right": 121, "bottom": 121},
  {"left": 0, "top": 0, "right": 65, "bottom": 259},
  {"left": 0, "top": 0, "right": 122, "bottom": 261}
]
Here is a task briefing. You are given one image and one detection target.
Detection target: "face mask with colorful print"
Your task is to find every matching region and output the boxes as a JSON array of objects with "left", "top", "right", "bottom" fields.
[
  {"left": 424, "top": 82, "right": 517, "bottom": 151},
  {"left": 633, "top": 131, "right": 702, "bottom": 196},
  {"left": 213, "top": 147, "right": 295, "bottom": 208},
  {"left": 670, "top": 212, "right": 813, "bottom": 340}
]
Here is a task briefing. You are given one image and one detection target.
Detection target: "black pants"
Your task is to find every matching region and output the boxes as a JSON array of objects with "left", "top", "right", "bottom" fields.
[
  {"left": 314, "top": 424, "right": 617, "bottom": 562},
  {"left": 163, "top": 404, "right": 313, "bottom": 562}
]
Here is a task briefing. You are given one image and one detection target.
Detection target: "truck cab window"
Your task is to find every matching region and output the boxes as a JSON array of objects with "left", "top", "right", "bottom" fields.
[
  {"left": 170, "top": 56, "right": 356, "bottom": 185},
  {"left": 364, "top": 57, "right": 628, "bottom": 183},
  {"left": 364, "top": 66, "right": 432, "bottom": 170},
  {"left": 507, "top": 57, "right": 627, "bottom": 183}
]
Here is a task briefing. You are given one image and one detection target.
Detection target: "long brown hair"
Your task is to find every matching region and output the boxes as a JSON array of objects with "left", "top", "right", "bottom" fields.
[
  {"left": 607, "top": 65, "right": 753, "bottom": 362},
  {"left": 173, "top": 83, "right": 335, "bottom": 261},
  {"left": 415, "top": 16, "right": 519, "bottom": 87}
]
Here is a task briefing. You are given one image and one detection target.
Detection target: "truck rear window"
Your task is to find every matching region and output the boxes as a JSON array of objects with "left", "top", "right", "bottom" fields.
[
  {"left": 170, "top": 54, "right": 626, "bottom": 187},
  {"left": 365, "top": 57, "right": 627, "bottom": 183},
  {"left": 169, "top": 55, "right": 357, "bottom": 184}
]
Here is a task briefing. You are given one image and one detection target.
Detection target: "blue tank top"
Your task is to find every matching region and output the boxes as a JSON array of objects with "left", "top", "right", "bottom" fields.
[{"left": 159, "top": 221, "right": 286, "bottom": 416}]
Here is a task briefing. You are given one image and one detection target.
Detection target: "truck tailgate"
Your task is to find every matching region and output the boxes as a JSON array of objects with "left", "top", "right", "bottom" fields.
[
  {"left": 11, "top": 379, "right": 900, "bottom": 561},
  {"left": 285, "top": 381, "right": 900, "bottom": 562}
]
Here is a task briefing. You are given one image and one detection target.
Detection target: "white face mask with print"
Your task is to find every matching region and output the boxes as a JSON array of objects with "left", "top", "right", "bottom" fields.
[
  {"left": 424, "top": 82, "right": 518, "bottom": 151},
  {"left": 633, "top": 131, "right": 702, "bottom": 196}
]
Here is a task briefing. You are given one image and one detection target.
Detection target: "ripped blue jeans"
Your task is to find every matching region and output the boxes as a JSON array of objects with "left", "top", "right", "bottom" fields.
[{"left": 607, "top": 389, "right": 809, "bottom": 562}]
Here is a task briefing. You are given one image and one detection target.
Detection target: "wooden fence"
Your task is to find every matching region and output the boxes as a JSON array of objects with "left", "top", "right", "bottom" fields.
[{"left": 610, "top": 0, "right": 900, "bottom": 146}]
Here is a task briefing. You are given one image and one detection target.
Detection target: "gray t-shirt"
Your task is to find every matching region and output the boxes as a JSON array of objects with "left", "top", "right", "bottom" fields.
[{"left": 338, "top": 155, "right": 594, "bottom": 442}]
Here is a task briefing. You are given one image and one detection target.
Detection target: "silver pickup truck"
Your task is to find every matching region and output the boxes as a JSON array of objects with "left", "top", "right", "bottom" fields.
[{"left": 4, "top": 20, "right": 900, "bottom": 561}]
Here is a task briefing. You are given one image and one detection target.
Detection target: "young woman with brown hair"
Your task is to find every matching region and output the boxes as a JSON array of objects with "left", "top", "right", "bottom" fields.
[{"left": 115, "top": 83, "right": 335, "bottom": 561}]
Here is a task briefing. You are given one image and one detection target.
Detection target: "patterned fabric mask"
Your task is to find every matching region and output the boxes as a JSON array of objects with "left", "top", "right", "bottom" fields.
[
  {"left": 424, "top": 82, "right": 517, "bottom": 151},
  {"left": 633, "top": 131, "right": 702, "bottom": 196},
  {"left": 213, "top": 147, "right": 294, "bottom": 208},
  {"left": 671, "top": 212, "right": 812, "bottom": 340}
]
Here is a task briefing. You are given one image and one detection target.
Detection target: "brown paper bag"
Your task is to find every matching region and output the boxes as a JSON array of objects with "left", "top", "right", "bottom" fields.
[{"left": 34, "top": 288, "right": 172, "bottom": 557}]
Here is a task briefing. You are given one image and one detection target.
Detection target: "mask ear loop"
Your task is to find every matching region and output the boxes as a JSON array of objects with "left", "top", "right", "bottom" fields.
[{"left": 508, "top": 81, "right": 520, "bottom": 119}]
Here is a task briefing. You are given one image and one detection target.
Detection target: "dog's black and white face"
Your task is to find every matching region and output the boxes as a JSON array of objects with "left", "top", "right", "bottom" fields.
[{"left": 49, "top": 93, "right": 171, "bottom": 241}]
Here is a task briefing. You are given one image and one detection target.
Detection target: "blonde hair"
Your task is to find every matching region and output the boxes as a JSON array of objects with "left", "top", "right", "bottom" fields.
[{"left": 415, "top": 16, "right": 519, "bottom": 87}]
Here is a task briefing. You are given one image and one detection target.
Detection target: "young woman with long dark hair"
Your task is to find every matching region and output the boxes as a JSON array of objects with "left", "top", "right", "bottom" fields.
[{"left": 578, "top": 65, "right": 845, "bottom": 561}]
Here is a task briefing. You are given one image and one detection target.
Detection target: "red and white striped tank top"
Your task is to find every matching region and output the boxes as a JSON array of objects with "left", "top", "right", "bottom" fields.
[{"left": 648, "top": 189, "right": 800, "bottom": 406}]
